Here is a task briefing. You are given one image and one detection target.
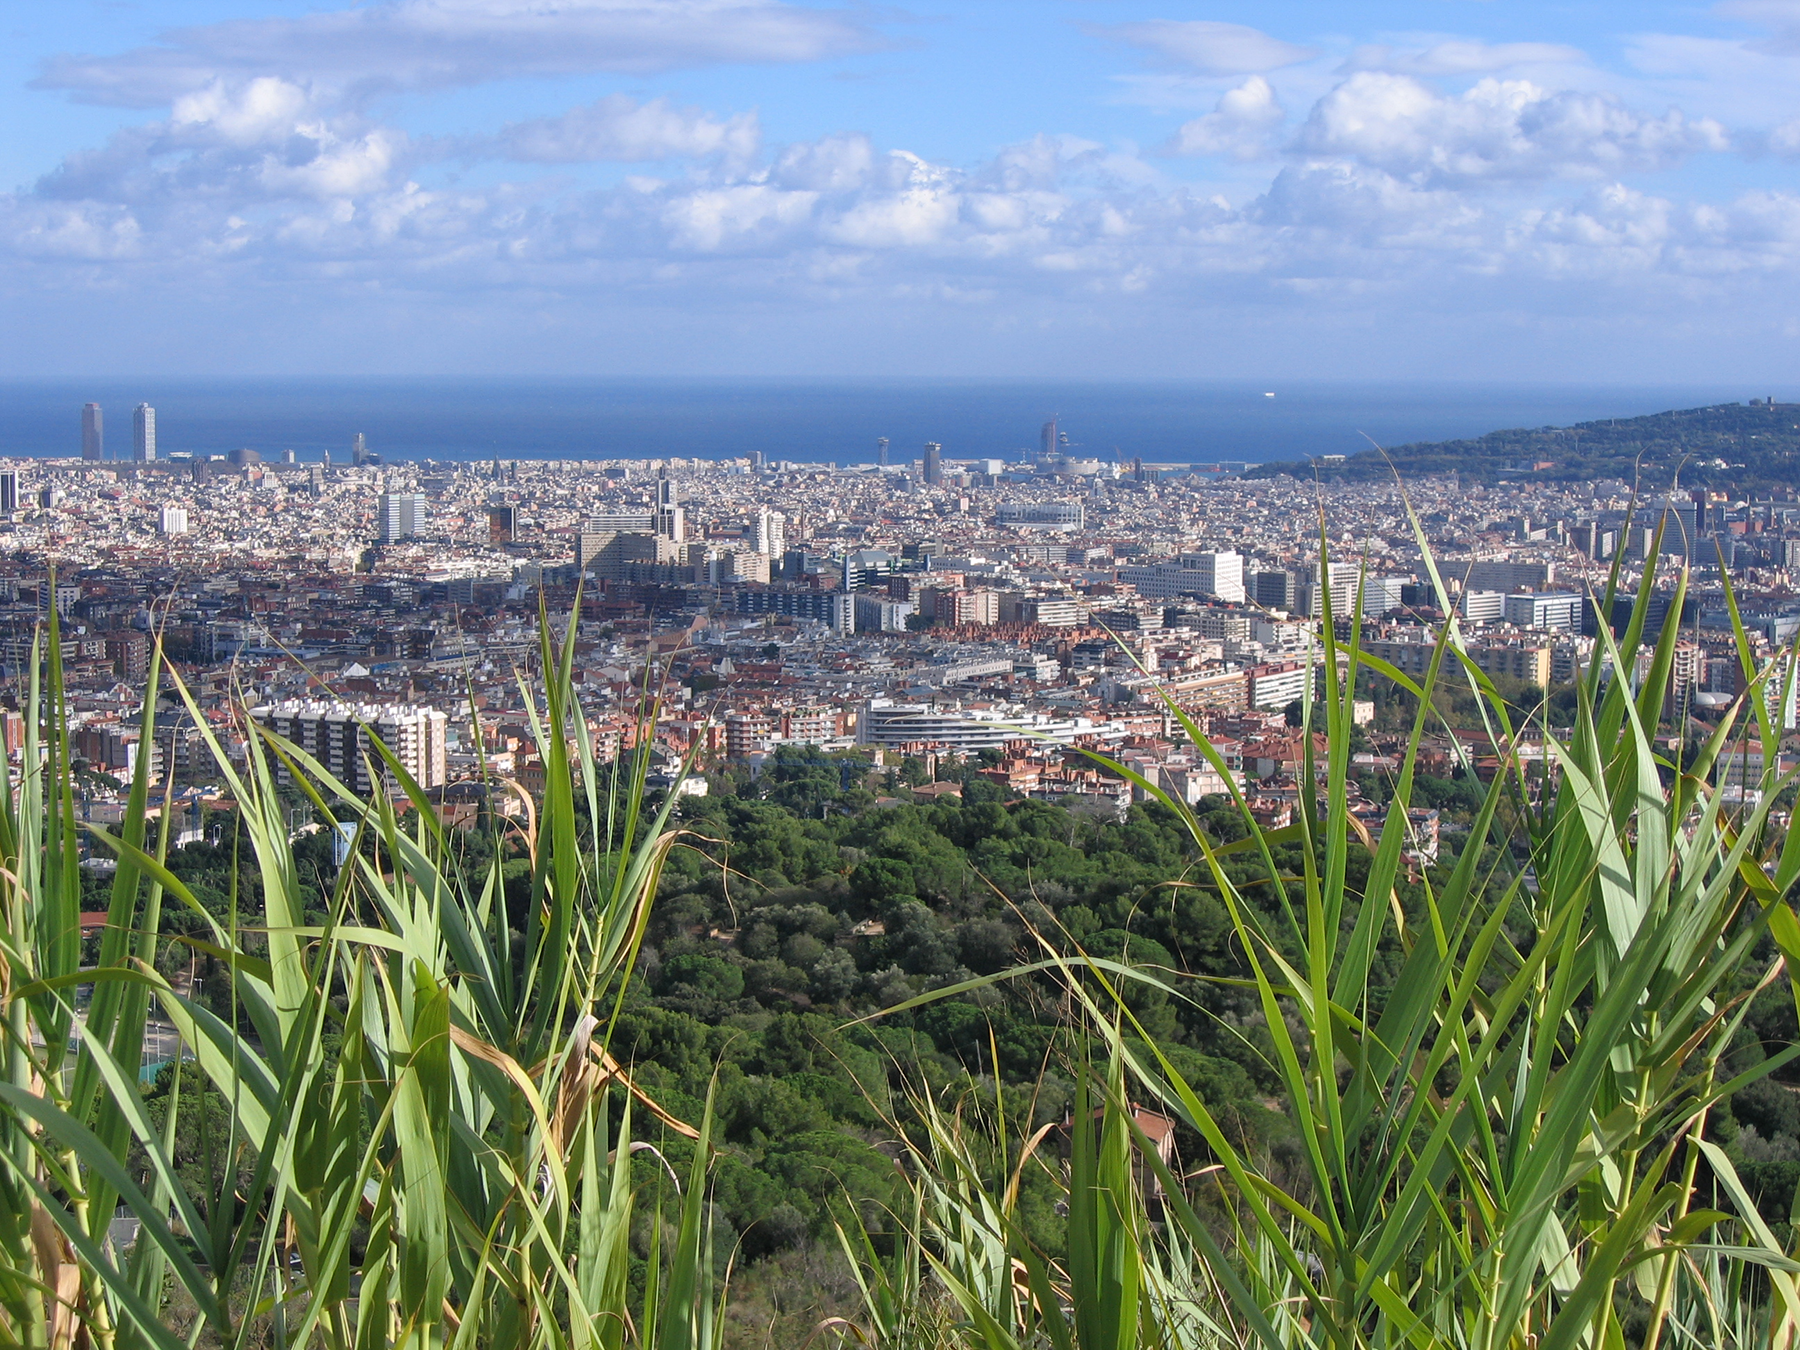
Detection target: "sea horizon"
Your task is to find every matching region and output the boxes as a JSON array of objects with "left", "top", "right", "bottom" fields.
[{"left": 0, "top": 377, "right": 1764, "bottom": 467}]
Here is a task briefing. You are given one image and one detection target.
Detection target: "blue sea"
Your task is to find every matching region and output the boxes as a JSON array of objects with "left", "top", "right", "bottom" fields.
[{"left": 0, "top": 379, "right": 1758, "bottom": 466}]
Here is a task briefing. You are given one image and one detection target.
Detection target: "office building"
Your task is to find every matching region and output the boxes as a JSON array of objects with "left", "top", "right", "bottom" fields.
[
  {"left": 1252, "top": 570, "right": 1296, "bottom": 610},
  {"left": 1176, "top": 551, "right": 1245, "bottom": 603},
  {"left": 876, "top": 438, "right": 889, "bottom": 467},
  {"left": 488, "top": 506, "right": 516, "bottom": 544},
  {"left": 252, "top": 700, "right": 448, "bottom": 796},
  {"left": 377, "top": 491, "right": 425, "bottom": 544},
  {"left": 159, "top": 505, "right": 190, "bottom": 536},
  {"left": 81, "top": 404, "right": 102, "bottom": 461},
  {"left": 133, "top": 404, "right": 156, "bottom": 462},
  {"left": 1504, "top": 592, "right": 1584, "bottom": 632},
  {"left": 842, "top": 548, "right": 897, "bottom": 592},
  {"left": 0, "top": 472, "right": 18, "bottom": 515},
  {"left": 1460, "top": 590, "right": 1508, "bottom": 624},
  {"left": 923, "top": 442, "right": 943, "bottom": 486}
]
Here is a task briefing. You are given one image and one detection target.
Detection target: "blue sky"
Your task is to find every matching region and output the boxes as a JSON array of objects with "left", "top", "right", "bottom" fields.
[{"left": 6, "top": 0, "right": 1800, "bottom": 380}]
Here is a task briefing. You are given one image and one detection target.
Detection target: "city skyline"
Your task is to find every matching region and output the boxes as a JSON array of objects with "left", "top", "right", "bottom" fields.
[{"left": 7, "top": 2, "right": 1800, "bottom": 381}]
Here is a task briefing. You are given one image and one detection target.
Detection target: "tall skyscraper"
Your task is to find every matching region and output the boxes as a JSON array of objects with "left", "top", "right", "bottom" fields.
[
  {"left": 1039, "top": 418, "right": 1059, "bottom": 466},
  {"left": 0, "top": 472, "right": 18, "bottom": 515},
  {"left": 654, "top": 476, "right": 686, "bottom": 541},
  {"left": 133, "top": 404, "right": 156, "bottom": 461},
  {"left": 923, "top": 441, "right": 943, "bottom": 486},
  {"left": 352, "top": 433, "right": 370, "bottom": 465},
  {"left": 377, "top": 491, "right": 425, "bottom": 544},
  {"left": 81, "top": 404, "right": 103, "bottom": 461},
  {"left": 877, "top": 437, "right": 889, "bottom": 467}
]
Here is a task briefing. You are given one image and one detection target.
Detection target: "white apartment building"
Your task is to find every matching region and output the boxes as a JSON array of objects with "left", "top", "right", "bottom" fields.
[
  {"left": 158, "top": 505, "right": 189, "bottom": 536},
  {"left": 1120, "top": 551, "right": 1244, "bottom": 602},
  {"left": 252, "top": 701, "right": 448, "bottom": 796},
  {"left": 751, "top": 508, "right": 786, "bottom": 557}
]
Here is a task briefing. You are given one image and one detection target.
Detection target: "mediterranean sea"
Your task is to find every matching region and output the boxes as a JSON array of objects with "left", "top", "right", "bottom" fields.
[{"left": 0, "top": 378, "right": 1758, "bottom": 467}]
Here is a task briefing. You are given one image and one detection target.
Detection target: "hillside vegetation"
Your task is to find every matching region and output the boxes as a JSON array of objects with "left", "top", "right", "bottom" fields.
[{"left": 1243, "top": 399, "right": 1800, "bottom": 487}]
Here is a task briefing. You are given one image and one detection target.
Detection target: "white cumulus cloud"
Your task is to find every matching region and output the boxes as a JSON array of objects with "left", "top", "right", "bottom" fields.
[
  {"left": 1294, "top": 72, "right": 1728, "bottom": 184},
  {"left": 1166, "top": 77, "right": 1286, "bottom": 160}
]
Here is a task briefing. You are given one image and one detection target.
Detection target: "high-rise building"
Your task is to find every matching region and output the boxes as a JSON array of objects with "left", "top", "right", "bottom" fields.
[
  {"left": 377, "top": 491, "right": 424, "bottom": 544},
  {"left": 133, "top": 404, "right": 156, "bottom": 461},
  {"left": 81, "top": 404, "right": 103, "bottom": 461},
  {"left": 751, "top": 508, "right": 786, "bottom": 557},
  {"left": 251, "top": 700, "right": 448, "bottom": 796},
  {"left": 654, "top": 476, "right": 685, "bottom": 542},
  {"left": 488, "top": 505, "right": 517, "bottom": 544},
  {"left": 923, "top": 442, "right": 943, "bottom": 486},
  {"left": 159, "top": 505, "right": 190, "bottom": 536},
  {"left": 352, "top": 433, "right": 376, "bottom": 466},
  {"left": 877, "top": 437, "right": 889, "bottom": 467},
  {"left": 1039, "top": 418, "right": 1058, "bottom": 466},
  {"left": 0, "top": 473, "right": 18, "bottom": 515}
]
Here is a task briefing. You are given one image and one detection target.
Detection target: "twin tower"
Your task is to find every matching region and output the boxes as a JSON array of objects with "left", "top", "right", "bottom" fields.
[{"left": 80, "top": 402, "right": 157, "bottom": 462}]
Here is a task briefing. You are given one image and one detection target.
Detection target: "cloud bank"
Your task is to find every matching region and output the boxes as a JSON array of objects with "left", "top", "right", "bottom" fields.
[{"left": 8, "top": 5, "right": 1800, "bottom": 375}]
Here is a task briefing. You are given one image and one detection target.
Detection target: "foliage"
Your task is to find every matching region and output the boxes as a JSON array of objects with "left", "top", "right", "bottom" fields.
[{"left": 1244, "top": 398, "right": 1800, "bottom": 489}]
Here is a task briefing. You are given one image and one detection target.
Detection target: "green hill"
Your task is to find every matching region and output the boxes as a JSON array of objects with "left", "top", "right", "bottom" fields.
[{"left": 1243, "top": 399, "right": 1800, "bottom": 489}]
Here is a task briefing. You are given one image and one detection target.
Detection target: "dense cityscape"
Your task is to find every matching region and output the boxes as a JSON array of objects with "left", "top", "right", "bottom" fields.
[{"left": 9, "top": 400, "right": 1796, "bottom": 846}]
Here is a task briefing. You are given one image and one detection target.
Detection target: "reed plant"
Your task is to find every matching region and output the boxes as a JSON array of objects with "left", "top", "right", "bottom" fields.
[
  {"left": 853, "top": 538, "right": 1800, "bottom": 1350},
  {"left": 0, "top": 602, "right": 722, "bottom": 1350}
]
